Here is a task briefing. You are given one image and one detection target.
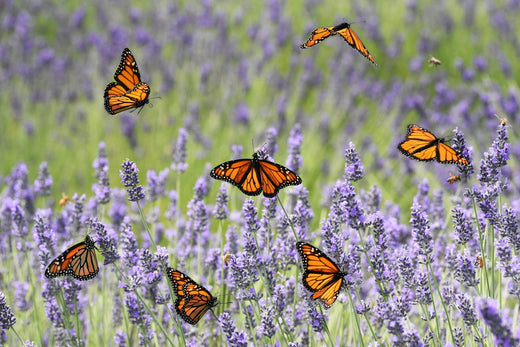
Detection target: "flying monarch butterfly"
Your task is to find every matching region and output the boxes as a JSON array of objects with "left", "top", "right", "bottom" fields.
[
  {"left": 104, "top": 48, "right": 150, "bottom": 115},
  {"left": 210, "top": 152, "right": 302, "bottom": 198},
  {"left": 166, "top": 268, "right": 217, "bottom": 325},
  {"left": 45, "top": 235, "right": 99, "bottom": 281},
  {"left": 300, "top": 22, "right": 377, "bottom": 66},
  {"left": 296, "top": 242, "right": 345, "bottom": 308},
  {"left": 397, "top": 124, "right": 470, "bottom": 166}
]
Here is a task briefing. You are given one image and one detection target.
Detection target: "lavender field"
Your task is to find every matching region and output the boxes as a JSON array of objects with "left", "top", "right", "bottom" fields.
[{"left": 1, "top": 0, "right": 520, "bottom": 346}]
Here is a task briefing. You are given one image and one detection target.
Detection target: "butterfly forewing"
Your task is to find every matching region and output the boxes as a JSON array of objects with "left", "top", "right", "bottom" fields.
[
  {"left": 115, "top": 48, "right": 142, "bottom": 90},
  {"left": 300, "top": 27, "right": 334, "bottom": 48}
]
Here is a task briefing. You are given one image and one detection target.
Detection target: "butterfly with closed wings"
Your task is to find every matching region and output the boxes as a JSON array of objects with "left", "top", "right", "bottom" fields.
[
  {"left": 301, "top": 22, "right": 377, "bottom": 67},
  {"left": 45, "top": 235, "right": 99, "bottom": 281},
  {"left": 210, "top": 151, "right": 302, "bottom": 198},
  {"left": 297, "top": 242, "right": 346, "bottom": 308},
  {"left": 104, "top": 48, "right": 150, "bottom": 115},
  {"left": 167, "top": 268, "right": 217, "bottom": 325}
]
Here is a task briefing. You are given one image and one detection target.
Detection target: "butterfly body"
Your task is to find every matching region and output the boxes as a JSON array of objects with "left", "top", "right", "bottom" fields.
[
  {"left": 104, "top": 48, "right": 150, "bottom": 115},
  {"left": 167, "top": 269, "right": 217, "bottom": 325},
  {"left": 297, "top": 242, "right": 345, "bottom": 308},
  {"left": 45, "top": 235, "right": 99, "bottom": 281},
  {"left": 397, "top": 124, "right": 470, "bottom": 166},
  {"left": 300, "top": 22, "right": 377, "bottom": 66},
  {"left": 210, "top": 152, "right": 302, "bottom": 198}
]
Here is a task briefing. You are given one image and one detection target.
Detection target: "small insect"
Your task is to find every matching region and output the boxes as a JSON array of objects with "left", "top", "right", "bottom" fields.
[
  {"left": 446, "top": 172, "right": 461, "bottom": 184},
  {"left": 475, "top": 255, "right": 484, "bottom": 268},
  {"left": 223, "top": 254, "right": 232, "bottom": 266},
  {"left": 494, "top": 114, "right": 508, "bottom": 127},
  {"left": 300, "top": 22, "right": 377, "bottom": 66},
  {"left": 296, "top": 242, "right": 345, "bottom": 308},
  {"left": 397, "top": 124, "right": 470, "bottom": 166},
  {"left": 428, "top": 56, "right": 441, "bottom": 66},
  {"left": 166, "top": 268, "right": 218, "bottom": 325},
  {"left": 210, "top": 151, "right": 302, "bottom": 198},
  {"left": 104, "top": 48, "right": 150, "bottom": 115},
  {"left": 45, "top": 235, "right": 99, "bottom": 281},
  {"left": 59, "top": 193, "right": 71, "bottom": 206}
]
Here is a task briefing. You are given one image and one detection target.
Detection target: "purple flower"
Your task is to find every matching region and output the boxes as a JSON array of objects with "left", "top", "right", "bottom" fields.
[
  {"left": 171, "top": 128, "right": 189, "bottom": 173},
  {"left": 33, "top": 162, "right": 52, "bottom": 196},
  {"left": 120, "top": 159, "right": 145, "bottom": 202},
  {"left": 478, "top": 125, "right": 509, "bottom": 184},
  {"left": 92, "top": 141, "right": 111, "bottom": 204},
  {"left": 212, "top": 184, "right": 229, "bottom": 220},
  {"left": 451, "top": 127, "right": 474, "bottom": 177},
  {"left": 89, "top": 218, "right": 119, "bottom": 265},
  {"left": 257, "top": 300, "right": 277, "bottom": 338},
  {"left": 114, "top": 329, "right": 127, "bottom": 347},
  {"left": 456, "top": 293, "right": 478, "bottom": 328},
  {"left": 499, "top": 205, "right": 520, "bottom": 251},
  {"left": 234, "top": 103, "right": 250, "bottom": 125},
  {"left": 477, "top": 298, "right": 519, "bottom": 346},
  {"left": 264, "top": 127, "right": 278, "bottom": 157},
  {"left": 451, "top": 205, "right": 475, "bottom": 244},
  {"left": 220, "top": 312, "right": 248, "bottom": 347},
  {"left": 286, "top": 123, "right": 303, "bottom": 174},
  {"left": 0, "top": 291, "right": 16, "bottom": 330},
  {"left": 455, "top": 250, "right": 480, "bottom": 287},
  {"left": 146, "top": 168, "right": 169, "bottom": 202},
  {"left": 410, "top": 202, "right": 433, "bottom": 261},
  {"left": 344, "top": 142, "right": 364, "bottom": 181}
]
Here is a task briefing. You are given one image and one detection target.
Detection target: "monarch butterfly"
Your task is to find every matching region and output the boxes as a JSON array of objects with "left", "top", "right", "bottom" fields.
[
  {"left": 166, "top": 268, "right": 217, "bottom": 325},
  {"left": 397, "top": 124, "right": 470, "bottom": 166},
  {"left": 296, "top": 242, "right": 345, "bottom": 308},
  {"left": 104, "top": 48, "right": 150, "bottom": 115},
  {"left": 210, "top": 152, "right": 302, "bottom": 198},
  {"left": 45, "top": 235, "right": 99, "bottom": 281},
  {"left": 428, "top": 56, "right": 442, "bottom": 66},
  {"left": 300, "top": 22, "right": 377, "bottom": 66},
  {"left": 446, "top": 172, "right": 461, "bottom": 184}
]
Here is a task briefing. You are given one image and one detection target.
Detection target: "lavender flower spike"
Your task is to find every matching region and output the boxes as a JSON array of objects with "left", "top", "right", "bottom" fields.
[
  {"left": 0, "top": 291, "right": 16, "bottom": 330},
  {"left": 90, "top": 218, "right": 120, "bottom": 265},
  {"left": 477, "top": 298, "right": 519, "bottom": 346},
  {"left": 344, "top": 142, "right": 364, "bottom": 182},
  {"left": 120, "top": 159, "right": 145, "bottom": 202}
]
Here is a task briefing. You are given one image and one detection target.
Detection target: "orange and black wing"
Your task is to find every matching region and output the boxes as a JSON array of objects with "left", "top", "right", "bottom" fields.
[
  {"left": 398, "top": 124, "right": 470, "bottom": 165},
  {"left": 104, "top": 82, "right": 150, "bottom": 115},
  {"left": 257, "top": 160, "right": 302, "bottom": 197},
  {"left": 300, "top": 26, "right": 334, "bottom": 49},
  {"left": 296, "top": 242, "right": 344, "bottom": 308},
  {"left": 45, "top": 235, "right": 99, "bottom": 281},
  {"left": 333, "top": 23, "right": 378, "bottom": 66},
  {"left": 113, "top": 47, "right": 143, "bottom": 90},
  {"left": 210, "top": 159, "right": 261, "bottom": 196},
  {"left": 210, "top": 154, "right": 302, "bottom": 198},
  {"left": 166, "top": 268, "right": 217, "bottom": 325}
]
